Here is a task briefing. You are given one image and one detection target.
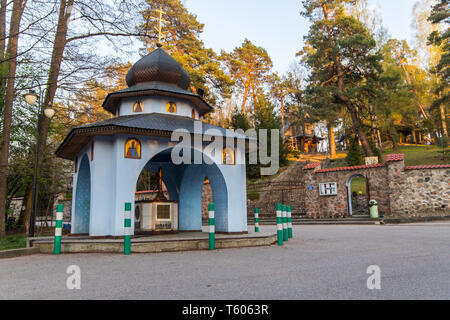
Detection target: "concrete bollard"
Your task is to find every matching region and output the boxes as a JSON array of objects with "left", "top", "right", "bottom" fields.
[
  {"left": 254, "top": 208, "right": 259, "bottom": 233},
  {"left": 54, "top": 204, "right": 64, "bottom": 255},
  {"left": 276, "top": 203, "right": 283, "bottom": 246},
  {"left": 282, "top": 205, "right": 289, "bottom": 242},
  {"left": 209, "top": 203, "right": 215, "bottom": 250},
  {"left": 288, "top": 206, "right": 293, "bottom": 239},
  {"left": 124, "top": 202, "right": 132, "bottom": 255}
]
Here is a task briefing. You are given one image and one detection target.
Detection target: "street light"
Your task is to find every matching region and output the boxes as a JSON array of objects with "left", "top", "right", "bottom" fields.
[
  {"left": 24, "top": 83, "right": 55, "bottom": 238},
  {"left": 24, "top": 92, "right": 38, "bottom": 106}
]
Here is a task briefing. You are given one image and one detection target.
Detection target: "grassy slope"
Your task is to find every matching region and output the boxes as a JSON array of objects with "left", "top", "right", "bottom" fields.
[
  {"left": 382, "top": 144, "right": 449, "bottom": 166},
  {"left": 329, "top": 144, "right": 449, "bottom": 168},
  {"left": 350, "top": 177, "right": 367, "bottom": 195},
  {"left": 0, "top": 234, "right": 26, "bottom": 251}
]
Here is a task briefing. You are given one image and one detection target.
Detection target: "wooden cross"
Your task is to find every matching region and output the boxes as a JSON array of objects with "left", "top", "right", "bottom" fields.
[{"left": 151, "top": 7, "right": 168, "bottom": 47}]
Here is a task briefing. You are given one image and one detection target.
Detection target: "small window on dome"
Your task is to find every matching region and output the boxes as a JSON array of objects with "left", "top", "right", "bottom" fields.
[
  {"left": 133, "top": 101, "right": 143, "bottom": 113},
  {"left": 192, "top": 109, "right": 196, "bottom": 119},
  {"left": 166, "top": 101, "right": 177, "bottom": 113}
]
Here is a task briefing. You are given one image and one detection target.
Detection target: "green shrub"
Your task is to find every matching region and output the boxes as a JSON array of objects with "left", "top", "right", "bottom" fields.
[{"left": 346, "top": 137, "right": 365, "bottom": 166}]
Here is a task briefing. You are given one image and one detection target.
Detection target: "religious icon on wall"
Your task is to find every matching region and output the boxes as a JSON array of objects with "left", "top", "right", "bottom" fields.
[
  {"left": 166, "top": 101, "right": 177, "bottom": 113},
  {"left": 133, "top": 101, "right": 143, "bottom": 113},
  {"left": 125, "top": 138, "right": 141, "bottom": 159},
  {"left": 222, "top": 147, "right": 235, "bottom": 165}
]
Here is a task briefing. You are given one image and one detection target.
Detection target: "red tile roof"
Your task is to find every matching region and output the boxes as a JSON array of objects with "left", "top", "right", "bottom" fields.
[
  {"left": 405, "top": 164, "right": 450, "bottom": 170},
  {"left": 303, "top": 162, "right": 322, "bottom": 170},
  {"left": 386, "top": 153, "right": 405, "bottom": 162},
  {"left": 316, "top": 163, "right": 386, "bottom": 173}
]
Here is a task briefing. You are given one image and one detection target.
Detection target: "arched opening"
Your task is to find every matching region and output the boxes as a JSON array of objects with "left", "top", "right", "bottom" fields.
[
  {"left": 179, "top": 157, "right": 228, "bottom": 232},
  {"left": 133, "top": 147, "right": 228, "bottom": 234},
  {"left": 134, "top": 159, "right": 178, "bottom": 234},
  {"left": 74, "top": 155, "right": 91, "bottom": 234},
  {"left": 346, "top": 174, "right": 369, "bottom": 216}
]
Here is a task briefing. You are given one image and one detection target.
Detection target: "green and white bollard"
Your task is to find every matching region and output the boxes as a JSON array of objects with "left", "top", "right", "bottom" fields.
[
  {"left": 276, "top": 203, "right": 283, "bottom": 246},
  {"left": 54, "top": 204, "right": 64, "bottom": 255},
  {"left": 124, "top": 202, "right": 132, "bottom": 255},
  {"left": 282, "top": 205, "right": 289, "bottom": 242},
  {"left": 209, "top": 203, "right": 215, "bottom": 250},
  {"left": 254, "top": 208, "right": 259, "bottom": 233},
  {"left": 288, "top": 206, "right": 293, "bottom": 239}
]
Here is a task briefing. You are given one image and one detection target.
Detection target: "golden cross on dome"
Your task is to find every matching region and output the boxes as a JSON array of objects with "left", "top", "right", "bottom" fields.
[{"left": 151, "top": 7, "right": 168, "bottom": 47}]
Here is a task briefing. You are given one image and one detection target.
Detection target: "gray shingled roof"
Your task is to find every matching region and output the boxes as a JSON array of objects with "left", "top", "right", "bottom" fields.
[
  {"left": 125, "top": 48, "right": 190, "bottom": 90},
  {"left": 79, "top": 113, "right": 249, "bottom": 138},
  {"left": 56, "top": 113, "right": 254, "bottom": 160}
]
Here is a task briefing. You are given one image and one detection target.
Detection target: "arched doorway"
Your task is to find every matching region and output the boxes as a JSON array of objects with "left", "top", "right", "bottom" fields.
[
  {"left": 74, "top": 155, "right": 91, "bottom": 234},
  {"left": 179, "top": 162, "right": 228, "bottom": 232},
  {"left": 346, "top": 174, "right": 369, "bottom": 216}
]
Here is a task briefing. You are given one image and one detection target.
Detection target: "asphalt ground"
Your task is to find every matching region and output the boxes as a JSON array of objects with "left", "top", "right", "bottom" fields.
[{"left": 1, "top": 223, "right": 449, "bottom": 300}]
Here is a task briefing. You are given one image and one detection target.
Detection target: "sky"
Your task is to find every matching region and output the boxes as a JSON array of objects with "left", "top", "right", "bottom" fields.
[{"left": 183, "top": 0, "right": 421, "bottom": 74}]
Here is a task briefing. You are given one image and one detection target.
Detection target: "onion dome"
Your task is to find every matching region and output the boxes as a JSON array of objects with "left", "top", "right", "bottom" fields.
[{"left": 125, "top": 48, "right": 190, "bottom": 90}]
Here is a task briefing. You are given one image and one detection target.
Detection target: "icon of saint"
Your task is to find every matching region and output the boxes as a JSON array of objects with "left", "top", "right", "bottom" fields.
[{"left": 126, "top": 141, "right": 139, "bottom": 158}]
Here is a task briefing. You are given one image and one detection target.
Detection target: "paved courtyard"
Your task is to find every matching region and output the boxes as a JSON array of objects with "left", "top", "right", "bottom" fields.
[{"left": 1, "top": 223, "right": 450, "bottom": 300}]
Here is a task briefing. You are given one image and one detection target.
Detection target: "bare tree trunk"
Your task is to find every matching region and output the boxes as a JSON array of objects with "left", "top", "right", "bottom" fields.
[
  {"left": 280, "top": 97, "right": 285, "bottom": 138},
  {"left": 300, "top": 118, "right": 306, "bottom": 153},
  {"left": 0, "top": 0, "right": 6, "bottom": 60},
  {"left": 18, "top": 182, "right": 32, "bottom": 232},
  {"left": 0, "top": 0, "right": 6, "bottom": 129},
  {"left": 377, "top": 130, "right": 382, "bottom": 149},
  {"left": 241, "top": 82, "right": 249, "bottom": 115},
  {"left": 328, "top": 123, "right": 336, "bottom": 157},
  {"left": 22, "top": 0, "right": 73, "bottom": 229},
  {"left": 43, "top": 157, "right": 56, "bottom": 230},
  {"left": 412, "top": 130, "right": 417, "bottom": 144},
  {"left": 0, "top": 0, "right": 27, "bottom": 238},
  {"left": 441, "top": 104, "right": 448, "bottom": 138},
  {"left": 337, "top": 93, "right": 373, "bottom": 156}
]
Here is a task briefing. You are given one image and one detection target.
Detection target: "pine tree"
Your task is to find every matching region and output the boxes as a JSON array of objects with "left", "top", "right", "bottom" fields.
[
  {"left": 346, "top": 136, "right": 365, "bottom": 166},
  {"left": 428, "top": 0, "right": 449, "bottom": 138},
  {"left": 220, "top": 39, "right": 273, "bottom": 115},
  {"left": 300, "top": 0, "right": 382, "bottom": 157}
]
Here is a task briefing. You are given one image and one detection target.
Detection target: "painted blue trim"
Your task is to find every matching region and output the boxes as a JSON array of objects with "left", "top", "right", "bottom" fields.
[{"left": 74, "top": 155, "right": 91, "bottom": 234}]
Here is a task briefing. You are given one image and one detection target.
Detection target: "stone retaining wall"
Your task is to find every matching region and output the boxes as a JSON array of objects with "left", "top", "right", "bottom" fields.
[{"left": 303, "top": 154, "right": 449, "bottom": 218}]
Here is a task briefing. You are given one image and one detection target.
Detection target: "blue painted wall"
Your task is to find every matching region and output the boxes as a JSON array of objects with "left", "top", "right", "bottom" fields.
[
  {"left": 72, "top": 134, "right": 248, "bottom": 236},
  {"left": 73, "top": 155, "right": 91, "bottom": 234}
]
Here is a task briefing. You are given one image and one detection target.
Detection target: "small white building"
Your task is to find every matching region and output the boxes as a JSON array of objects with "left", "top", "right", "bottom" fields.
[{"left": 56, "top": 47, "right": 251, "bottom": 237}]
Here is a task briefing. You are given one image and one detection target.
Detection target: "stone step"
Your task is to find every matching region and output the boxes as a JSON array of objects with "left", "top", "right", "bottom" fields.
[
  {"left": 248, "top": 216, "right": 380, "bottom": 225},
  {"left": 250, "top": 220, "right": 379, "bottom": 225},
  {"left": 249, "top": 217, "right": 374, "bottom": 221}
]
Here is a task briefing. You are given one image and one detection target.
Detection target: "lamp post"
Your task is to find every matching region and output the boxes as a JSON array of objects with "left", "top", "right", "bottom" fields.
[{"left": 24, "top": 82, "right": 55, "bottom": 238}]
